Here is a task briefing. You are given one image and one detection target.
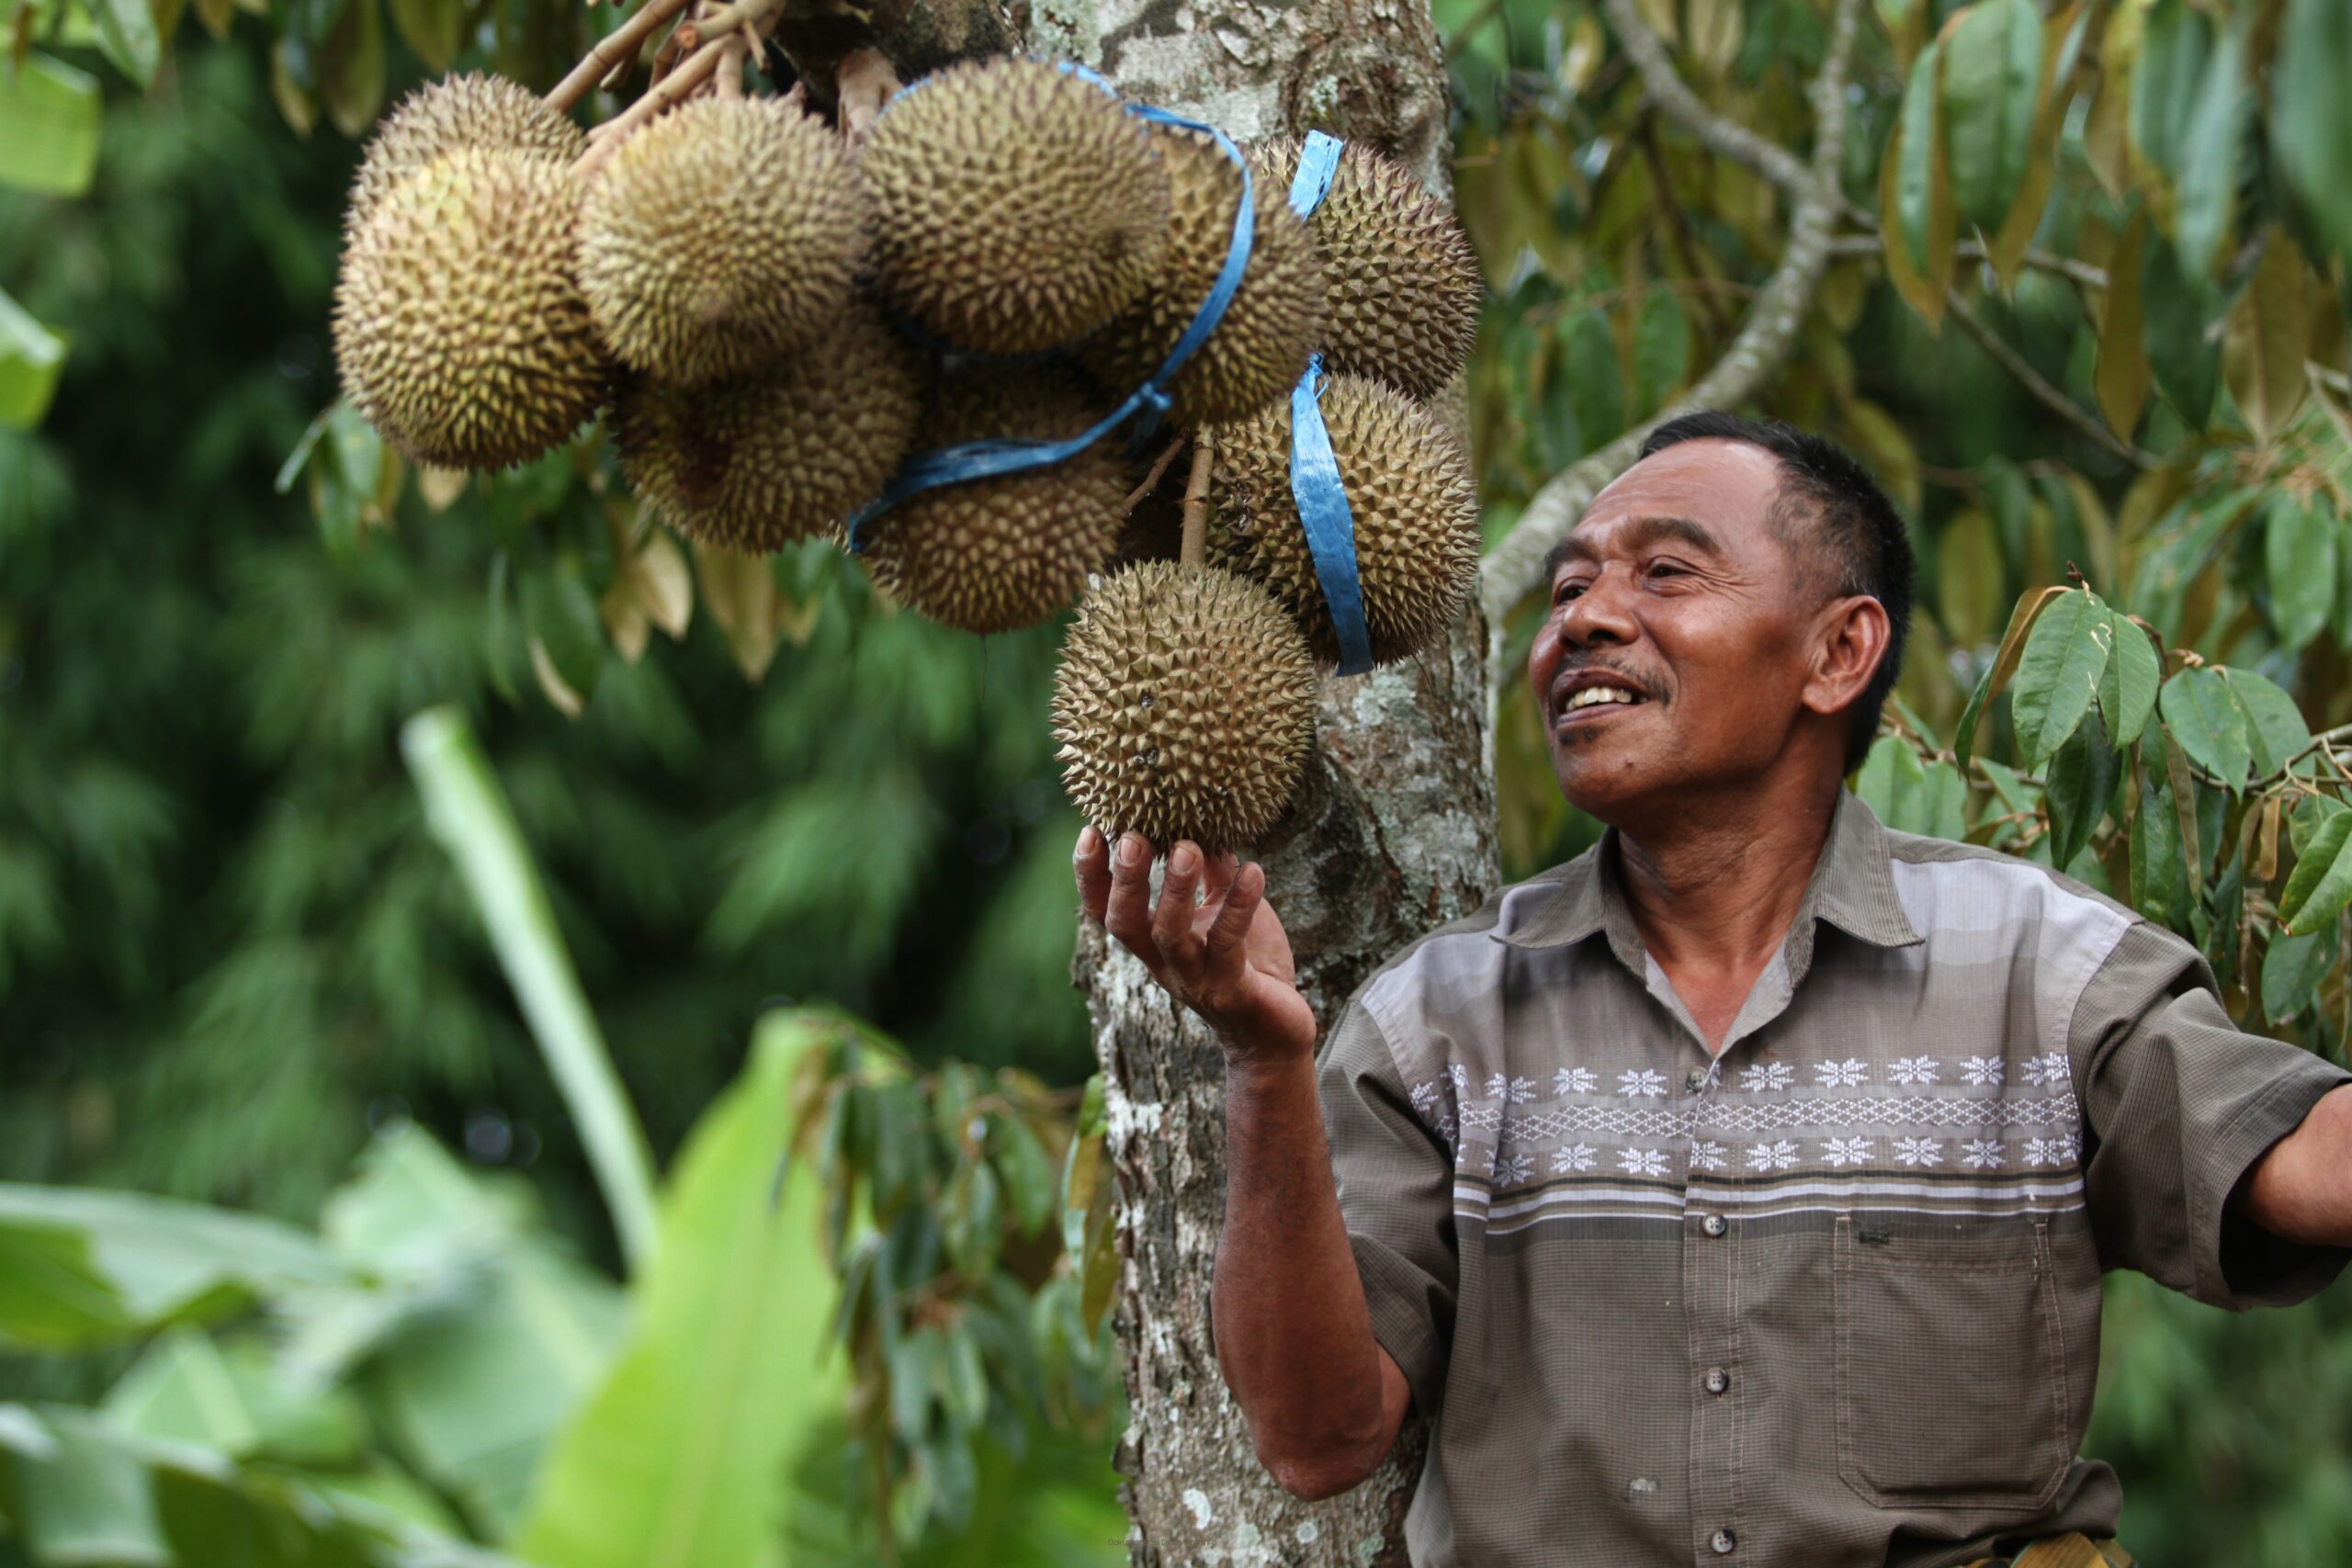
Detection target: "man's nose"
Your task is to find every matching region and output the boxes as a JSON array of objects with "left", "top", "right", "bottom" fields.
[{"left": 1559, "top": 568, "right": 1637, "bottom": 647}]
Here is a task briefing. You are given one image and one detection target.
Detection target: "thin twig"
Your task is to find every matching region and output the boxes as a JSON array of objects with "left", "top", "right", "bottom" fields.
[
  {"left": 1942, "top": 288, "right": 2158, "bottom": 472},
  {"left": 546, "top": 0, "right": 696, "bottom": 113},
  {"left": 1598, "top": 0, "right": 1811, "bottom": 196},
  {"left": 576, "top": 31, "right": 729, "bottom": 170},
  {"left": 1180, "top": 437, "right": 1214, "bottom": 570},
  {"left": 1825, "top": 232, "right": 2110, "bottom": 293},
  {"left": 1124, "top": 434, "right": 1189, "bottom": 514}
]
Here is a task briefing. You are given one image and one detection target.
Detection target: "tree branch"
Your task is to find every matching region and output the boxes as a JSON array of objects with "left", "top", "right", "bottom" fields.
[
  {"left": 1478, "top": 0, "right": 1864, "bottom": 642},
  {"left": 547, "top": 0, "right": 697, "bottom": 114},
  {"left": 1598, "top": 0, "right": 1811, "bottom": 197},
  {"left": 1941, "top": 288, "right": 2157, "bottom": 472},
  {"left": 1824, "top": 232, "right": 2110, "bottom": 293}
]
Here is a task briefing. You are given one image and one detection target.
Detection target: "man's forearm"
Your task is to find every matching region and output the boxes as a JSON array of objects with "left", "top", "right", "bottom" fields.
[
  {"left": 1212, "top": 1046, "right": 1393, "bottom": 1497},
  {"left": 2239, "top": 1083, "right": 2352, "bottom": 1246}
]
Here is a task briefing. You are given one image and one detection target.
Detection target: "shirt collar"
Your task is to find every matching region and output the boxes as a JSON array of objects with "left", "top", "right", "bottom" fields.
[{"left": 1494, "top": 789, "right": 1922, "bottom": 969}]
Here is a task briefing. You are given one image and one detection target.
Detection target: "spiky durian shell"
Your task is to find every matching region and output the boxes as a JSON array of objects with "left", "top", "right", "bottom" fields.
[
  {"left": 1207, "top": 373, "right": 1478, "bottom": 666},
  {"left": 858, "top": 367, "right": 1125, "bottom": 634},
  {"left": 348, "top": 73, "right": 586, "bottom": 233},
  {"left": 1051, "top": 562, "right": 1317, "bottom": 853},
  {"left": 580, "top": 98, "right": 865, "bottom": 385},
  {"left": 1245, "top": 137, "right": 1480, "bottom": 399},
  {"left": 611, "top": 306, "right": 925, "bottom": 553},
  {"left": 334, "top": 148, "right": 606, "bottom": 470},
  {"left": 859, "top": 57, "right": 1170, "bottom": 355},
  {"left": 1076, "top": 126, "right": 1325, "bottom": 428}
]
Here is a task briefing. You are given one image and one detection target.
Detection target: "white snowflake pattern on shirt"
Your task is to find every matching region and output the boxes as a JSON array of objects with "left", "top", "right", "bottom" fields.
[
  {"left": 1618, "top": 1146, "right": 1671, "bottom": 1179},
  {"left": 1888, "top": 1055, "right": 1939, "bottom": 1086},
  {"left": 1822, "top": 1136, "right": 1874, "bottom": 1168},
  {"left": 1492, "top": 1150, "right": 1533, "bottom": 1187},
  {"left": 1893, "top": 1136, "right": 1944, "bottom": 1168},
  {"left": 1962, "top": 1139, "right": 2006, "bottom": 1169},
  {"left": 1449, "top": 1063, "right": 1470, "bottom": 1092},
  {"left": 1618, "top": 1067, "right": 1668, "bottom": 1099},
  {"left": 2022, "top": 1133, "right": 2081, "bottom": 1168},
  {"left": 1960, "top": 1055, "right": 2006, "bottom": 1087},
  {"left": 1487, "top": 1073, "right": 1536, "bottom": 1104},
  {"left": 1690, "top": 1140, "right": 1728, "bottom": 1172},
  {"left": 1552, "top": 1143, "right": 1598, "bottom": 1174},
  {"left": 1747, "top": 1139, "right": 1800, "bottom": 1172},
  {"left": 1554, "top": 1066, "right": 1600, "bottom": 1097},
  {"left": 1814, "top": 1058, "right": 1871, "bottom": 1089},
  {"left": 2020, "top": 1053, "right": 2071, "bottom": 1089},
  {"left": 1741, "top": 1062, "right": 1795, "bottom": 1092}
]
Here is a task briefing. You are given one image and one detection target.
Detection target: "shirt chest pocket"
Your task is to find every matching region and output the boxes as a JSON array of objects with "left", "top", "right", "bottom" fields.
[{"left": 1831, "top": 1215, "right": 2074, "bottom": 1514}]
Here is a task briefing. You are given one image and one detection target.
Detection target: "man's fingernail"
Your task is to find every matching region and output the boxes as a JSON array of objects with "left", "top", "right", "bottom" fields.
[
  {"left": 1117, "top": 833, "right": 1144, "bottom": 866},
  {"left": 1078, "top": 826, "right": 1100, "bottom": 857},
  {"left": 1170, "top": 845, "right": 1197, "bottom": 876}
]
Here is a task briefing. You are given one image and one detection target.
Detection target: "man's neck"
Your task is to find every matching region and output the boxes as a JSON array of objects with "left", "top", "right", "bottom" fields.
[{"left": 1612, "top": 769, "right": 1842, "bottom": 982}]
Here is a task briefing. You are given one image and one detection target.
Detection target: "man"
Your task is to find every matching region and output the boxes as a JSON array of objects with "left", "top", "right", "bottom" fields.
[{"left": 1072, "top": 412, "right": 2352, "bottom": 1567}]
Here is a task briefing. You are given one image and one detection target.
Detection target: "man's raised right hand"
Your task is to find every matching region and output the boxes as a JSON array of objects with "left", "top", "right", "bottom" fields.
[{"left": 1073, "top": 827, "right": 1318, "bottom": 1067}]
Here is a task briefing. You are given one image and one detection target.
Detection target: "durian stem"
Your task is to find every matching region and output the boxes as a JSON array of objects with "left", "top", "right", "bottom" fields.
[
  {"left": 1124, "top": 433, "right": 1189, "bottom": 515},
  {"left": 835, "top": 47, "right": 900, "bottom": 144},
  {"left": 575, "top": 32, "right": 731, "bottom": 169},
  {"left": 715, "top": 31, "right": 745, "bottom": 96},
  {"left": 547, "top": 0, "right": 696, "bottom": 113},
  {"left": 1180, "top": 434, "right": 1214, "bottom": 570}
]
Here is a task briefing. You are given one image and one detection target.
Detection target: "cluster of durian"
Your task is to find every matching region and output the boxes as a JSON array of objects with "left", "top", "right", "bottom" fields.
[{"left": 328, "top": 55, "right": 1481, "bottom": 857}]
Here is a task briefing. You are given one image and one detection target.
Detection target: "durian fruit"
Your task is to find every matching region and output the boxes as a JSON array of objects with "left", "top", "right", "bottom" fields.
[
  {"left": 334, "top": 148, "right": 606, "bottom": 470},
  {"left": 580, "top": 98, "right": 865, "bottom": 385},
  {"left": 1207, "top": 372, "right": 1477, "bottom": 666},
  {"left": 858, "top": 367, "right": 1125, "bottom": 634},
  {"left": 1051, "top": 561, "right": 1317, "bottom": 853},
  {"left": 612, "top": 306, "right": 925, "bottom": 553},
  {"left": 348, "top": 73, "right": 586, "bottom": 231},
  {"left": 1245, "top": 137, "right": 1480, "bottom": 399},
  {"left": 859, "top": 57, "right": 1170, "bottom": 355},
  {"left": 1076, "top": 126, "right": 1326, "bottom": 429}
]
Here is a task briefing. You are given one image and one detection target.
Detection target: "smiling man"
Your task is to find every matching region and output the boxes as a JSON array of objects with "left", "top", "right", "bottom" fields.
[{"left": 1072, "top": 412, "right": 2352, "bottom": 1567}]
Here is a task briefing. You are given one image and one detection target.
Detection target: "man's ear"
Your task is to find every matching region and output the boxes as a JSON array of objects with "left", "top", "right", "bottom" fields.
[{"left": 1801, "top": 595, "right": 1891, "bottom": 721}]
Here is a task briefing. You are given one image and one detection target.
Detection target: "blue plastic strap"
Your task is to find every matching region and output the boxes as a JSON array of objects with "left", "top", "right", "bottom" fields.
[
  {"left": 1286, "top": 355, "right": 1374, "bottom": 674},
  {"left": 842, "top": 69, "right": 1261, "bottom": 553},
  {"left": 1280, "top": 132, "right": 1373, "bottom": 675}
]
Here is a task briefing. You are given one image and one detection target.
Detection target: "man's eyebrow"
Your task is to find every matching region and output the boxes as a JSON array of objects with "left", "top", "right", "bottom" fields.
[{"left": 1553, "top": 514, "right": 1728, "bottom": 576}]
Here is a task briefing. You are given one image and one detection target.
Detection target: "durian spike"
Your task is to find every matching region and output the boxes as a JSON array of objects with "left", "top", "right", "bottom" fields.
[
  {"left": 1180, "top": 434, "right": 1214, "bottom": 570},
  {"left": 546, "top": 0, "right": 696, "bottom": 113}
]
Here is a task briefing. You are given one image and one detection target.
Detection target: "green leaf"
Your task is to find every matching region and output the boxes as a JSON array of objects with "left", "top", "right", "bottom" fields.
[
  {"left": 2172, "top": 10, "right": 2249, "bottom": 276},
  {"left": 102, "top": 1329, "right": 264, "bottom": 1456},
  {"left": 2279, "top": 809, "right": 2352, "bottom": 935},
  {"left": 2131, "top": 0, "right": 2206, "bottom": 182},
  {"left": 2098, "top": 610, "right": 2159, "bottom": 748},
  {"left": 2265, "top": 494, "right": 2337, "bottom": 653},
  {"left": 986, "top": 1111, "right": 1057, "bottom": 1237},
  {"left": 2142, "top": 237, "right": 2220, "bottom": 429},
  {"left": 0, "top": 53, "right": 101, "bottom": 197},
  {"left": 2290, "top": 794, "right": 2347, "bottom": 859},
  {"left": 1940, "top": 0, "right": 2042, "bottom": 231},
  {"left": 1560, "top": 310, "right": 1623, "bottom": 450},
  {"left": 2222, "top": 670, "right": 2312, "bottom": 780},
  {"left": 2262, "top": 921, "right": 2340, "bottom": 1022},
  {"left": 2157, "top": 666, "right": 2252, "bottom": 793},
  {"left": 2274, "top": 0, "right": 2352, "bottom": 265},
  {"left": 521, "top": 556, "right": 606, "bottom": 705},
  {"left": 2043, "top": 709, "right": 2120, "bottom": 873},
  {"left": 89, "top": 0, "right": 164, "bottom": 88},
  {"left": 2094, "top": 214, "right": 2150, "bottom": 441},
  {"left": 2008, "top": 588, "right": 2113, "bottom": 768},
  {"left": 2223, "top": 231, "right": 2312, "bottom": 446},
  {"left": 1937, "top": 508, "right": 2005, "bottom": 647},
  {"left": 0, "top": 1187, "right": 341, "bottom": 1351},
  {"left": 319, "top": 0, "right": 387, "bottom": 140},
  {"left": 387, "top": 0, "right": 463, "bottom": 72},
  {"left": 1954, "top": 585, "right": 2067, "bottom": 775},
  {"left": 1856, "top": 735, "right": 1925, "bottom": 829},
  {"left": 1631, "top": 291, "right": 1690, "bottom": 416},
  {"left": 2130, "top": 766, "right": 2188, "bottom": 930},
  {"left": 1884, "top": 42, "right": 1956, "bottom": 328},
  {"left": 513, "top": 1011, "right": 849, "bottom": 1568},
  {"left": 0, "top": 285, "right": 68, "bottom": 432}
]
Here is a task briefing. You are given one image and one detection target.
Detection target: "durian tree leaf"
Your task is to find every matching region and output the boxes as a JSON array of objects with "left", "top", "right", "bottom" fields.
[
  {"left": 0, "top": 1186, "right": 343, "bottom": 1351},
  {"left": 0, "top": 52, "right": 100, "bottom": 197},
  {"left": 1937, "top": 507, "right": 2005, "bottom": 648},
  {"left": 2289, "top": 793, "right": 2348, "bottom": 859},
  {"left": 2097, "top": 609, "right": 2159, "bottom": 749},
  {"left": 318, "top": 0, "right": 386, "bottom": 140},
  {"left": 1630, "top": 290, "right": 1689, "bottom": 416},
  {"left": 2042, "top": 708, "right": 2120, "bottom": 874},
  {"left": 1954, "top": 584, "right": 2068, "bottom": 775},
  {"left": 2223, "top": 233, "right": 2312, "bottom": 449},
  {"left": 2129, "top": 0, "right": 2203, "bottom": 183},
  {"left": 2170, "top": 8, "right": 2248, "bottom": 280},
  {"left": 2222, "top": 669, "right": 2312, "bottom": 780},
  {"left": 101, "top": 1329, "right": 264, "bottom": 1457},
  {"left": 2007, "top": 586, "right": 2112, "bottom": 769},
  {"left": 1884, "top": 43, "right": 1955, "bottom": 328},
  {"left": 2272, "top": 0, "right": 2352, "bottom": 266},
  {"left": 2158, "top": 665, "right": 2252, "bottom": 794},
  {"left": 511, "top": 1011, "right": 847, "bottom": 1568},
  {"left": 2262, "top": 920, "right": 2340, "bottom": 1023},
  {"left": 520, "top": 558, "right": 605, "bottom": 703},
  {"left": 2130, "top": 762, "right": 2188, "bottom": 931},
  {"left": 386, "top": 0, "right": 461, "bottom": 73},
  {"left": 2264, "top": 493, "right": 2337, "bottom": 654},
  {"left": 1939, "top": 0, "right": 2041, "bottom": 233},
  {"left": 2142, "top": 236, "right": 2219, "bottom": 429},
  {"left": 1560, "top": 309, "right": 1623, "bottom": 449},
  {"left": 0, "top": 284, "right": 67, "bottom": 432},
  {"left": 2278, "top": 809, "right": 2352, "bottom": 936},
  {"left": 2094, "top": 213, "right": 2150, "bottom": 441},
  {"left": 87, "top": 0, "right": 161, "bottom": 87}
]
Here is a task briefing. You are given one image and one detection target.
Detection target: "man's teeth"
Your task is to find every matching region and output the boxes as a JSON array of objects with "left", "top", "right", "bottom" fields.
[{"left": 1565, "top": 686, "right": 1641, "bottom": 711}]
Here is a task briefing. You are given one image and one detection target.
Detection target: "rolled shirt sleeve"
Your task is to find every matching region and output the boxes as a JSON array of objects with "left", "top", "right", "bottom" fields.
[
  {"left": 1316, "top": 997, "right": 1459, "bottom": 1417},
  {"left": 2071, "top": 918, "right": 2352, "bottom": 1308}
]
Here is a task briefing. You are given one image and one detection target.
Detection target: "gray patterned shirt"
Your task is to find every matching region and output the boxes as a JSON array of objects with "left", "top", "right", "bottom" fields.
[{"left": 1318, "top": 789, "right": 2350, "bottom": 1567}]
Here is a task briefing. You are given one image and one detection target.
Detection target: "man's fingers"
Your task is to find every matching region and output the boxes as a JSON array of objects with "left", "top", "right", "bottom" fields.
[
  {"left": 1204, "top": 860, "right": 1264, "bottom": 963},
  {"left": 1073, "top": 826, "right": 1112, "bottom": 923},
  {"left": 1198, "top": 849, "right": 1240, "bottom": 906},
  {"left": 1152, "top": 841, "right": 1207, "bottom": 970},
  {"left": 1102, "top": 832, "right": 1159, "bottom": 957}
]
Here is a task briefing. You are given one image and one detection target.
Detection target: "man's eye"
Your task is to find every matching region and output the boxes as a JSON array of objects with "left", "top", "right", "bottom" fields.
[{"left": 1556, "top": 581, "right": 1589, "bottom": 604}]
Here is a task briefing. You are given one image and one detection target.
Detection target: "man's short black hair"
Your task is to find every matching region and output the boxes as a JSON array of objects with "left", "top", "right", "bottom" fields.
[{"left": 1543, "top": 412, "right": 1914, "bottom": 773}]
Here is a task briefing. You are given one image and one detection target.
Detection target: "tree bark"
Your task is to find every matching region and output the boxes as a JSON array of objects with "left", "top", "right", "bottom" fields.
[{"left": 1053, "top": 9, "right": 1491, "bottom": 1561}]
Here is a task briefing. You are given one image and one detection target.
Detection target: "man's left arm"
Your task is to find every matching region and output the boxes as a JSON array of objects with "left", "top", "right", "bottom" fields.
[{"left": 2237, "top": 1084, "right": 2352, "bottom": 1246}]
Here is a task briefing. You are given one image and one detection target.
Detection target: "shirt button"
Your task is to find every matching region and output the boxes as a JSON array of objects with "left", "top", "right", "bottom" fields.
[
  {"left": 1684, "top": 1068, "right": 1709, "bottom": 1092},
  {"left": 1703, "top": 1367, "right": 1730, "bottom": 1394},
  {"left": 1711, "top": 1529, "right": 1737, "bottom": 1554},
  {"left": 1702, "top": 1213, "right": 1728, "bottom": 1237}
]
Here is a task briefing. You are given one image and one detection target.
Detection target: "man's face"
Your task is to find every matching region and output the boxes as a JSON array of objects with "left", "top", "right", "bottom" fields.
[{"left": 1527, "top": 438, "right": 1825, "bottom": 825}]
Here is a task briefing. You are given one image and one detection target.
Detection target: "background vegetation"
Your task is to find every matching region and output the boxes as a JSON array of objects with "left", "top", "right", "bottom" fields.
[{"left": 6, "top": 0, "right": 2352, "bottom": 1562}]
